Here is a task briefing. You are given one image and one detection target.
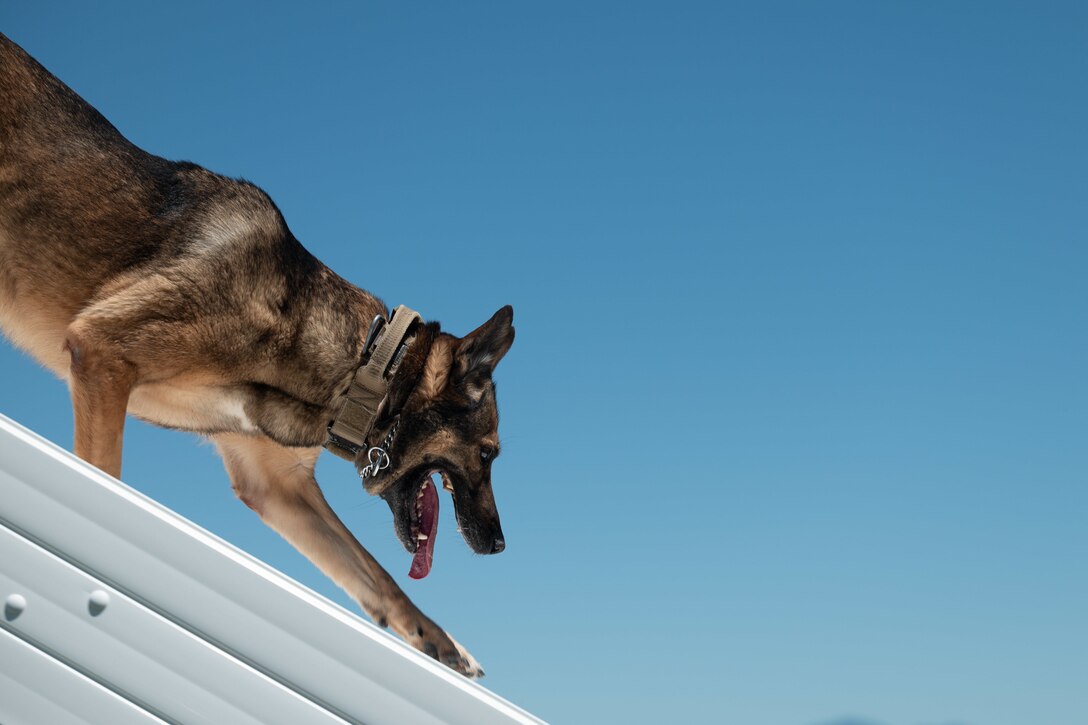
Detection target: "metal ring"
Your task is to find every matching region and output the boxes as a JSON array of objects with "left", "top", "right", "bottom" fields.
[{"left": 362, "top": 446, "right": 390, "bottom": 478}]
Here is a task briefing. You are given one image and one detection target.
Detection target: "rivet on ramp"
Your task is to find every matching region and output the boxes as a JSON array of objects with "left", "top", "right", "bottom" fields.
[
  {"left": 88, "top": 589, "right": 110, "bottom": 617},
  {"left": 4, "top": 593, "right": 27, "bottom": 621}
]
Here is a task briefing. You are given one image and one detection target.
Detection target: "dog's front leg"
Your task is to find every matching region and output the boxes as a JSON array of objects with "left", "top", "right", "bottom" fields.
[
  {"left": 213, "top": 433, "right": 484, "bottom": 677},
  {"left": 64, "top": 325, "right": 137, "bottom": 478}
]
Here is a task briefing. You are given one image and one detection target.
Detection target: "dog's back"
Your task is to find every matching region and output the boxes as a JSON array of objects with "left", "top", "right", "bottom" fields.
[
  {"left": 0, "top": 33, "right": 310, "bottom": 378},
  {"left": 2, "top": 33, "right": 170, "bottom": 366},
  {"left": 0, "top": 31, "right": 162, "bottom": 265}
]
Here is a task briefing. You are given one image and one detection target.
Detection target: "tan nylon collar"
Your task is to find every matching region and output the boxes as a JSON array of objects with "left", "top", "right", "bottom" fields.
[{"left": 325, "top": 305, "right": 421, "bottom": 461}]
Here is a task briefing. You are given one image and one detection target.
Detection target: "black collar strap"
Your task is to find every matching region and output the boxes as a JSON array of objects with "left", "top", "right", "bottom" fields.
[{"left": 325, "top": 305, "right": 421, "bottom": 461}]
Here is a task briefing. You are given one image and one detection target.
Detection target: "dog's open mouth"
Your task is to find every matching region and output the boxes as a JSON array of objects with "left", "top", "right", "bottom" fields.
[{"left": 407, "top": 470, "right": 455, "bottom": 579}]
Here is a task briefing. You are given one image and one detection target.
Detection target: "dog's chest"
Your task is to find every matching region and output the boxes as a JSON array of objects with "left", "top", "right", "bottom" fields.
[{"left": 127, "top": 381, "right": 259, "bottom": 435}]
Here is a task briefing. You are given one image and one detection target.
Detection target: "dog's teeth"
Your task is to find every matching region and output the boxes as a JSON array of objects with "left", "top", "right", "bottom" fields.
[{"left": 417, "top": 533, "right": 428, "bottom": 540}]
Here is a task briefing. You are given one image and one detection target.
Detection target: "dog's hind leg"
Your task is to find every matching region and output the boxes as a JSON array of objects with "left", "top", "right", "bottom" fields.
[
  {"left": 64, "top": 323, "right": 136, "bottom": 478},
  {"left": 213, "top": 432, "right": 485, "bottom": 678}
]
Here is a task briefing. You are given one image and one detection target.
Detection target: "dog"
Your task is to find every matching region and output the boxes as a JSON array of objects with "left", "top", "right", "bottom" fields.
[{"left": 0, "top": 32, "right": 515, "bottom": 677}]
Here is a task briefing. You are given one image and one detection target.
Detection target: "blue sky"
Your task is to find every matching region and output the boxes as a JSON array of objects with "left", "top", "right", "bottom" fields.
[{"left": 2, "top": 2, "right": 1086, "bottom": 723}]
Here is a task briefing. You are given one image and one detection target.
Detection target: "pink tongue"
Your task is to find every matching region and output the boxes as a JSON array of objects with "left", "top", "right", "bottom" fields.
[{"left": 409, "top": 478, "right": 439, "bottom": 579}]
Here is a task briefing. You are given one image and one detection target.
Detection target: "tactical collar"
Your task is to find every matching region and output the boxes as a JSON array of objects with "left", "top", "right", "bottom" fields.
[{"left": 324, "top": 304, "right": 421, "bottom": 462}]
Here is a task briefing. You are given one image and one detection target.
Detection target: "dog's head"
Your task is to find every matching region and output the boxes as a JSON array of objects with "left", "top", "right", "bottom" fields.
[{"left": 356, "top": 306, "right": 515, "bottom": 577}]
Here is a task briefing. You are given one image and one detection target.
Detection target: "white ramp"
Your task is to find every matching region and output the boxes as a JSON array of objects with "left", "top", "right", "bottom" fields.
[{"left": 0, "top": 413, "right": 544, "bottom": 725}]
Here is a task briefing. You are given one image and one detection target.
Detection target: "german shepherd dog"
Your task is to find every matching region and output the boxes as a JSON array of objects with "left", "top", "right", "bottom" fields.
[{"left": 0, "top": 33, "right": 514, "bottom": 677}]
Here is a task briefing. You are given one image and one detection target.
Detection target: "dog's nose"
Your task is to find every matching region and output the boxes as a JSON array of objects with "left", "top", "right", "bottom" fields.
[{"left": 490, "top": 536, "right": 505, "bottom": 554}]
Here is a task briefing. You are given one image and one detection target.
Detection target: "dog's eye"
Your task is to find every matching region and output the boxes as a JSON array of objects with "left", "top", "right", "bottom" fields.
[{"left": 480, "top": 446, "right": 495, "bottom": 462}]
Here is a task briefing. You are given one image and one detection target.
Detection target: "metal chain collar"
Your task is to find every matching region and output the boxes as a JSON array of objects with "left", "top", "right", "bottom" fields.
[{"left": 360, "top": 415, "right": 400, "bottom": 480}]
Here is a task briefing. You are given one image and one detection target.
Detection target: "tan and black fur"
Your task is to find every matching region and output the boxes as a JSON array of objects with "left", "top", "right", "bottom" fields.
[{"left": 0, "top": 32, "right": 514, "bottom": 676}]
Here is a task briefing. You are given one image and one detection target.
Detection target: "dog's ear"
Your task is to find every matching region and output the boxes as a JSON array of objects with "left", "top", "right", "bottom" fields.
[
  {"left": 418, "top": 332, "right": 454, "bottom": 400},
  {"left": 454, "top": 305, "right": 515, "bottom": 381}
]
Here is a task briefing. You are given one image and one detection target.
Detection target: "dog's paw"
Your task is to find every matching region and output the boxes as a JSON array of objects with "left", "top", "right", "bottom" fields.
[{"left": 393, "top": 609, "right": 485, "bottom": 678}]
